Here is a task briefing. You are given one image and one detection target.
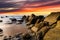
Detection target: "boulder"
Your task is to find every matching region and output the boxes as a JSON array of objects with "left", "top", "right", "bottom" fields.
[
  {"left": 0, "top": 29, "right": 3, "bottom": 37},
  {"left": 22, "top": 33, "right": 33, "bottom": 40}
]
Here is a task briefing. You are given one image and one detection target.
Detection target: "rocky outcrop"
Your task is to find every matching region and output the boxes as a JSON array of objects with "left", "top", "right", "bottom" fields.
[
  {"left": 26, "top": 12, "right": 60, "bottom": 40},
  {"left": 44, "top": 12, "right": 60, "bottom": 25}
]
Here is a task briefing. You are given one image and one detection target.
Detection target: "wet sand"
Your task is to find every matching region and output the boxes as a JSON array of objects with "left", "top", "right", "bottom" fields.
[{"left": 0, "top": 23, "right": 28, "bottom": 40}]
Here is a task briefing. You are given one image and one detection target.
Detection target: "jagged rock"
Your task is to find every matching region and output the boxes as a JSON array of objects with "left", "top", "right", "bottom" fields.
[
  {"left": 26, "top": 14, "right": 37, "bottom": 25},
  {"left": 22, "top": 33, "right": 34, "bottom": 40},
  {"left": 44, "top": 20, "right": 60, "bottom": 40},
  {"left": 27, "top": 15, "right": 45, "bottom": 33},
  {"left": 44, "top": 12, "right": 60, "bottom": 25},
  {"left": 29, "top": 19, "right": 40, "bottom": 32},
  {"left": 31, "top": 21, "right": 49, "bottom": 33},
  {"left": 37, "top": 26, "right": 50, "bottom": 40},
  {"left": 37, "top": 15, "right": 45, "bottom": 23},
  {"left": 25, "top": 16, "right": 30, "bottom": 23},
  {"left": 21, "top": 15, "right": 26, "bottom": 21},
  {"left": 26, "top": 15, "right": 45, "bottom": 26},
  {"left": 30, "top": 12, "right": 60, "bottom": 40}
]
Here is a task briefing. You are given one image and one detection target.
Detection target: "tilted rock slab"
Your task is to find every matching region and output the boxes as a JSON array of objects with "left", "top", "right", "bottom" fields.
[{"left": 44, "top": 12, "right": 60, "bottom": 25}]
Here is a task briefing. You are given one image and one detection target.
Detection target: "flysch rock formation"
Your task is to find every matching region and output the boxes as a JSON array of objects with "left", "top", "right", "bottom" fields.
[
  {"left": 43, "top": 12, "right": 60, "bottom": 40},
  {"left": 44, "top": 12, "right": 60, "bottom": 25},
  {"left": 30, "top": 12, "right": 60, "bottom": 40}
]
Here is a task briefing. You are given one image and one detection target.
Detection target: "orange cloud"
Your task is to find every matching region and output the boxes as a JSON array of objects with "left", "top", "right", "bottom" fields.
[{"left": 0, "top": 4, "right": 60, "bottom": 15}]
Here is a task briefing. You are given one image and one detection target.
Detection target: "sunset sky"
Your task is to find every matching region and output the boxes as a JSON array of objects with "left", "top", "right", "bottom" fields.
[{"left": 0, "top": 0, "right": 60, "bottom": 15}]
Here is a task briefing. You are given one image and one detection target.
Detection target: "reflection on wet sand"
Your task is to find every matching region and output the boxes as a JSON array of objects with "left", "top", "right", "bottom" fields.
[{"left": 0, "top": 23, "right": 28, "bottom": 40}]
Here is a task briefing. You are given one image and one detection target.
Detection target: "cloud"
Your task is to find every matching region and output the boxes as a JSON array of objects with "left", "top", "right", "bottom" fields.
[
  {"left": 0, "top": 3, "right": 16, "bottom": 8},
  {"left": 0, "top": 0, "right": 27, "bottom": 2},
  {"left": 23, "top": 0, "right": 60, "bottom": 8},
  {"left": 0, "top": 0, "right": 60, "bottom": 12}
]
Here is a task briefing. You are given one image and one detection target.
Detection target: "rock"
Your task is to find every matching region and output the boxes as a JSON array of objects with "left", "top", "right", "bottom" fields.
[
  {"left": 30, "top": 12, "right": 60, "bottom": 40},
  {"left": 37, "top": 15, "right": 45, "bottom": 23},
  {"left": 27, "top": 15, "right": 45, "bottom": 33},
  {"left": 37, "top": 26, "right": 50, "bottom": 40},
  {"left": 55, "top": 20, "right": 60, "bottom": 28},
  {"left": 10, "top": 18, "right": 17, "bottom": 23},
  {"left": 21, "top": 15, "right": 26, "bottom": 21},
  {"left": 44, "top": 20, "right": 60, "bottom": 40},
  {"left": 22, "top": 33, "right": 33, "bottom": 40},
  {"left": 26, "top": 14, "right": 36, "bottom": 25},
  {"left": 26, "top": 15, "right": 45, "bottom": 26},
  {"left": 0, "top": 28, "right": 3, "bottom": 34},
  {"left": 3, "top": 36, "right": 8, "bottom": 40},
  {"left": 0, "top": 20, "right": 3, "bottom": 22},
  {"left": 31, "top": 21, "right": 49, "bottom": 33},
  {"left": 25, "top": 16, "right": 30, "bottom": 23},
  {"left": 57, "top": 16, "right": 60, "bottom": 21},
  {"left": 44, "top": 12, "right": 60, "bottom": 25}
]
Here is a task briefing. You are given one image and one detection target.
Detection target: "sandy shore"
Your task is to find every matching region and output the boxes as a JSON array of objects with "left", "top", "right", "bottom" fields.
[{"left": 0, "top": 23, "right": 28, "bottom": 40}]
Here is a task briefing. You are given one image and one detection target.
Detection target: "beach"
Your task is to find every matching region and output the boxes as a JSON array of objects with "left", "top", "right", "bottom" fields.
[{"left": 0, "top": 23, "right": 28, "bottom": 40}]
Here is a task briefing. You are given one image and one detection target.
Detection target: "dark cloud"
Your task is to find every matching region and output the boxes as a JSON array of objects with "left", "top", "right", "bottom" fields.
[
  {"left": 0, "top": 3, "right": 16, "bottom": 8},
  {"left": 23, "top": 1, "right": 60, "bottom": 8},
  {"left": 0, "top": 0, "right": 9, "bottom": 1},
  {"left": 28, "top": 0, "right": 54, "bottom": 2}
]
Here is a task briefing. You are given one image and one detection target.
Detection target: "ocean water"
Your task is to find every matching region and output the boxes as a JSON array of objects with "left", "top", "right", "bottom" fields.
[{"left": 0, "top": 16, "right": 22, "bottom": 23}]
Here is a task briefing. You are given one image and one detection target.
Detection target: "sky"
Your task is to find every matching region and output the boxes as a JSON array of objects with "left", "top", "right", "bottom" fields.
[{"left": 0, "top": 0, "right": 60, "bottom": 15}]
